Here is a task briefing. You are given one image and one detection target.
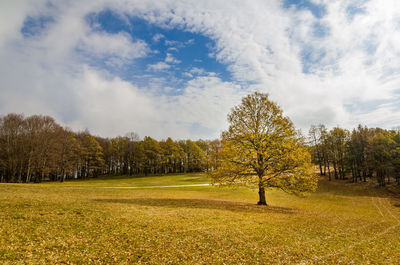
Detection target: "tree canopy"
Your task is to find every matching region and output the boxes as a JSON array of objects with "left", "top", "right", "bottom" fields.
[{"left": 210, "top": 92, "right": 317, "bottom": 205}]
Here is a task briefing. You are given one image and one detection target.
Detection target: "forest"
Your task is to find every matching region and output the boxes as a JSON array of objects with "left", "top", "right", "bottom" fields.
[
  {"left": 0, "top": 113, "right": 220, "bottom": 183},
  {"left": 1, "top": 112, "right": 400, "bottom": 188},
  {"left": 309, "top": 124, "right": 400, "bottom": 186}
]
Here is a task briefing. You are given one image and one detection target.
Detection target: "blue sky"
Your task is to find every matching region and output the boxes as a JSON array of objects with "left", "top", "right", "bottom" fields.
[
  {"left": 85, "top": 9, "right": 231, "bottom": 93},
  {"left": 1, "top": 0, "right": 400, "bottom": 139},
  {"left": 284, "top": 0, "right": 326, "bottom": 18}
]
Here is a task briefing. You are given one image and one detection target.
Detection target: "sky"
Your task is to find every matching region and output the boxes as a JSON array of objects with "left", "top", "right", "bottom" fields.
[{"left": 1, "top": 0, "right": 400, "bottom": 140}]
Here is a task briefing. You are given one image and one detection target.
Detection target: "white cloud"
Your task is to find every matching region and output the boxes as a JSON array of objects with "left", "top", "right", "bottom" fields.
[
  {"left": 164, "top": 39, "right": 181, "bottom": 46},
  {"left": 136, "top": 0, "right": 400, "bottom": 131},
  {"left": 2, "top": 0, "right": 400, "bottom": 140},
  {"left": 71, "top": 67, "right": 158, "bottom": 137},
  {"left": 185, "top": 38, "right": 194, "bottom": 45},
  {"left": 172, "top": 76, "right": 244, "bottom": 131},
  {"left": 182, "top": 72, "right": 193, "bottom": 78},
  {"left": 152, "top": 33, "right": 164, "bottom": 42},
  {"left": 0, "top": 1, "right": 45, "bottom": 49},
  {"left": 351, "top": 102, "right": 400, "bottom": 129},
  {"left": 147, "top": 61, "right": 171, "bottom": 71},
  {"left": 167, "top": 47, "right": 179, "bottom": 52},
  {"left": 189, "top": 67, "right": 206, "bottom": 75},
  {"left": 182, "top": 67, "right": 216, "bottom": 79},
  {"left": 79, "top": 31, "right": 149, "bottom": 61},
  {"left": 165, "top": 52, "right": 181, "bottom": 64}
]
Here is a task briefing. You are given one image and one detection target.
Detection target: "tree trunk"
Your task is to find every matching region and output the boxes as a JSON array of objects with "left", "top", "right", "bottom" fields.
[
  {"left": 257, "top": 187, "right": 267, "bottom": 205},
  {"left": 60, "top": 168, "right": 65, "bottom": 182},
  {"left": 257, "top": 176, "right": 267, "bottom": 205},
  {"left": 327, "top": 161, "right": 331, "bottom": 181},
  {"left": 333, "top": 161, "right": 338, "bottom": 179},
  {"left": 319, "top": 161, "right": 323, "bottom": 176},
  {"left": 26, "top": 157, "right": 31, "bottom": 183}
]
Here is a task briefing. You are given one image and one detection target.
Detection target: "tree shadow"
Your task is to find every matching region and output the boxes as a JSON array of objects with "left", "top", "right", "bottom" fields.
[{"left": 93, "top": 198, "right": 296, "bottom": 214}]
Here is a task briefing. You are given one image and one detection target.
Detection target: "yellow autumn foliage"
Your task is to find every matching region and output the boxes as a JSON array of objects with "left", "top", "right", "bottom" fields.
[{"left": 210, "top": 92, "right": 318, "bottom": 204}]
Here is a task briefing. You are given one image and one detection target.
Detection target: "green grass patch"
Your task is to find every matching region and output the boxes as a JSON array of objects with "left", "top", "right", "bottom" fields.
[{"left": 42, "top": 173, "right": 209, "bottom": 187}]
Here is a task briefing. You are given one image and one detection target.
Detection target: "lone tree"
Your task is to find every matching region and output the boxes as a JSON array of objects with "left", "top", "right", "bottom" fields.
[{"left": 210, "top": 92, "right": 317, "bottom": 205}]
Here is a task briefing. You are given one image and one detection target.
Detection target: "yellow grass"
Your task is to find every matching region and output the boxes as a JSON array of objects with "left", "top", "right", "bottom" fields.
[{"left": 0, "top": 174, "right": 399, "bottom": 264}]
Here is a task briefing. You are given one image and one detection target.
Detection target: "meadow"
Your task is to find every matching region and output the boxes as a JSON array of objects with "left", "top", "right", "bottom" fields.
[{"left": 0, "top": 173, "right": 400, "bottom": 264}]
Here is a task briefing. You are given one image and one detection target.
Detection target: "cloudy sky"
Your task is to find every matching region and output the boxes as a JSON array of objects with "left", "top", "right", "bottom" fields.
[{"left": 1, "top": 0, "right": 400, "bottom": 139}]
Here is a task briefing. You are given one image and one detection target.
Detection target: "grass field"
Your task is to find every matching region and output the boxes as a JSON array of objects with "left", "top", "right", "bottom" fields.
[{"left": 1, "top": 173, "right": 400, "bottom": 264}]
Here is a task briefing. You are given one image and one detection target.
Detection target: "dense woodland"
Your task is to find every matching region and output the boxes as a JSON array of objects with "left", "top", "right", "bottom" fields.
[
  {"left": 1, "top": 112, "right": 400, "bottom": 187},
  {"left": 309, "top": 124, "right": 400, "bottom": 186},
  {"left": 0, "top": 113, "right": 220, "bottom": 183}
]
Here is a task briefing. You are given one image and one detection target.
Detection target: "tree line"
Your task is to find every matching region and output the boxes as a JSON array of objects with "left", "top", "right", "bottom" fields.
[
  {"left": 309, "top": 124, "right": 400, "bottom": 186},
  {"left": 0, "top": 113, "right": 221, "bottom": 183},
  {"left": 3, "top": 112, "right": 400, "bottom": 188}
]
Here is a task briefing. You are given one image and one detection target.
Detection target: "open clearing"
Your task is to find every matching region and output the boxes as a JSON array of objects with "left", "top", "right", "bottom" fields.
[{"left": 1, "top": 173, "right": 400, "bottom": 264}]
